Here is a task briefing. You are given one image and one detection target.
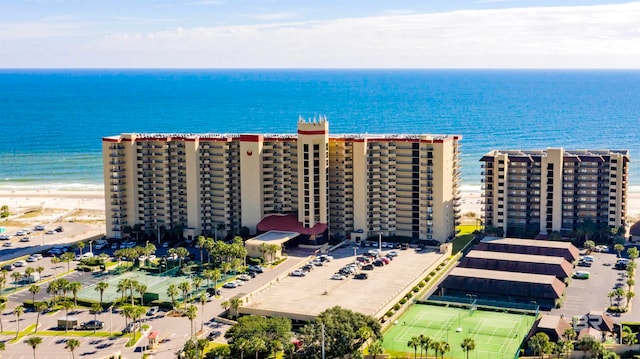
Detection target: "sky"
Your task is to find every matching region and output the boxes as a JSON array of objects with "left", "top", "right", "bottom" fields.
[{"left": 1, "top": 0, "right": 640, "bottom": 68}]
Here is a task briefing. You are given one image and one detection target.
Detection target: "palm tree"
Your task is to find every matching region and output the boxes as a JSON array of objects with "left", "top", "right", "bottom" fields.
[
  {"left": 65, "top": 338, "right": 81, "bottom": 359},
  {"left": 95, "top": 282, "right": 109, "bottom": 306},
  {"left": 24, "top": 267, "right": 35, "bottom": 282},
  {"left": 50, "top": 256, "right": 60, "bottom": 276},
  {"left": 368, "top": 339, "right": 384, "bottom": 359},
  {"left": 198, "top": 293, "right": 207, "bottom": 332},
  {"left": 35, "top": 266, "right": 44, "bottom": 282},
  {"left": 614, "top": 243, "right": 625, "bottom": 258},
  {"left": 11, "top": 271, "right": 21, "bottom": 290},
  {"left": 121, "top": 305, "right": 133, "bottom": 329},
  {"left": 13, "top": 305, "right": 24, "bottom": 339},
  {"left": 135, "top": 283, "right": 147, "bottom": 306},
  {"left": 24, "top": 336, "right": 42, "bottom": 359},
  {"left": 626, "top": 291, "right": 635, "bottom": 308},
  {"left": 91, "top": 303, "right": 102, "bottom": 334},
  {"left": 116, "top": 278, "right": 128, "bottom": 302},
  {"left": 130, "top": 306, "right": 146, "bottom": 341},
  {"left": 61, "top": 252, "right": 75, "bottom": 272},
  {"left": 407, "top": 336, "right": 420, "bottom": 359},
  {"left": 419, "top": 334, "right": 432, "bottom": 359},
  {"left": 0, "top": 301, "right": 5, "bottom": 332},
  {"left": 60, "top": 300, "right": 74, "bottom": 331},
  {"left": 167, "top": 284, "right": 179, "bottom": 308},
  {"left": 46, "top": 280, "right": 59, "bottom": 305},
  {"left": 67, "top": 281, "right": 82, "bottom": 307},
  {"left": 461, "top": 338, "right": 476, "bottom": 359},
  {"left": 440, "top": 341, "right": 451, "bottom": 359},
  {"left": 0, "top": 275, "right": 6, "bottom": 295},
  {"left": 229, "top": 298, "right": 242, "bottom": 318},
  {"left": 28, "top": 284, "right": 40, "bottom": 303},
  {"left": 192, "top": 276, "right": 203, "bottom": 293},
  {"left": 33, "top": 301, "right": 48, "bottom": 334},
  {"left": 221, "top": 300, "right": 229, "bottom": 311},
  {"left": 77, "top": 241, "right": 85, "bottom": 257},
  {"left": 178, "top": 281, "right": 192, "bottom": 303},
  {"left": 249, "top": 337, "right": 266, "bottom": 359},
  {"left": 197, "top": 236, "right": 207, "bottom": 263},
  {"left": 186, "top": 304, "right": 198, "bottom": 339}
]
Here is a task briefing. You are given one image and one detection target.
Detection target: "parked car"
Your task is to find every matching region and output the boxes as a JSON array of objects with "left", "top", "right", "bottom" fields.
[
  {"left": 207, "top": 331, "right": 221, "bottom": 340},
  {"left": 55, "top": 226, "right": 64, "bottom": 232},
  {"left": 2, "top": 242, "right": 13, "bottom": 247},
  {"left": 248, "top": 265, "right": 265, "bottom": 273},
  {"left": 45, "top": 230, "right": 56, "bottom": 235},
  {"left": 146, "top": 306, "right": 160, "bottom": 316},
  {"left": 13, "top": 260, "right": 26, "bottom": 267},
  {"left": 34, "top": 225, "right": 46, "bottom": 231},
  {"left": 331, "top": 273, "right": 346, "bottom": 280},
  {"left": 81, "top": 320, "right": 104, "bottom": 330},
  {"left": 2, "top": 264, "right": 14, "bottom": 271},
  {"left": 237, "top": 274, "right": 251, "bottom": 281},
  {"left": 290, "top": 269, "right": 306, "bottom": 277},
  {"left": 387, "top": 250, "right": 399, "bottom": 257},
  {"left": 20, "top": 237, "right": 31, "bottom": 242},
  {"left": 361, "top": 264, "right": 374, "bottom": 271},
  {"left": 573, "top": 271, "right": 590, "bottom": 279},
  {"left": 206, "top": 287, "right": 221, "bottom": 296},
  {"left": 122, "top": 322, "right": 139, "bottom": 333},
  {"left": 354, "top": 273, "right": 368, "bottom": 280},
  {"left": 223, "top": 282, "right": 237, "bottom": 288},
  {"left": 26, "top": 256, "right": 38, "bottom": 263}
]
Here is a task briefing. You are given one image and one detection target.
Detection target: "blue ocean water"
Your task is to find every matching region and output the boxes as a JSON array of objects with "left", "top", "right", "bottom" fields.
[{"left": 1, "top": 69, "right": 639, "bottom": 191}]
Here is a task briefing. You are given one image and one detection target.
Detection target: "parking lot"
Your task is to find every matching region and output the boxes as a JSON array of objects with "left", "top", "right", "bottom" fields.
[
  {"left": 241, "top": 244, "right": 444, "bottom": 319},
  {"left": 550, "top": 249, "right": 640, "bottom": 320}
]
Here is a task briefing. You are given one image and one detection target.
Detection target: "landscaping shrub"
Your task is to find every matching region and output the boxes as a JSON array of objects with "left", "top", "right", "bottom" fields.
[
  {"left": 412, "top": 286, "right": 420, "bottom": 293},
  {"left": 405, "top": 292, "right": 413, "bottom": 299},
  {"left": 247, "top": 257, "right": 263, "bottom": 265},
  {"left": 399, "top": 298, "right": 407, "bottom": 305},
  {"left": 418, "top": 282, "right": 426, "bottom": 288},
  {"left": 150, "top": 300, "right": 174, "bottom": 310},
  {"left": 393, "top": 303, "right": 401, "bottom": 310},
  {"left": 386, "top": 310, "right": 394, "bottom": 317}
]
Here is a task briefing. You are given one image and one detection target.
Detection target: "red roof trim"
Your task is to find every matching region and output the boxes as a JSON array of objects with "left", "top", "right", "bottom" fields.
[
  {"left": 239, "top": 135, "right": 263, "bottom": 142},
  {"left": 298, "top": 130, "right": 327, "bottom": 135}
]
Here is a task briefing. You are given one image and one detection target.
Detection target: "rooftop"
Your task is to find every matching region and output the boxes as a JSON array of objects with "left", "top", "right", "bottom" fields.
[{"left": 449, "top": 267, "right": 558, "bottom": 285}]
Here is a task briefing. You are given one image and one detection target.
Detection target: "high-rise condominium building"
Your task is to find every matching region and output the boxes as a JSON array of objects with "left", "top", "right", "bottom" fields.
[
  {"left": 103, "top": 118, "right": 462, "bottom": 243},
  {"left": 480, "top": 148, "right": 629, "bottom": 237}
]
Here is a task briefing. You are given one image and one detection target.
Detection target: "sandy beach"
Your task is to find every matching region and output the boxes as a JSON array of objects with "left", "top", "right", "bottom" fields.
[{"left": 1, "top": 189, "right": 640, "bottom": 228}]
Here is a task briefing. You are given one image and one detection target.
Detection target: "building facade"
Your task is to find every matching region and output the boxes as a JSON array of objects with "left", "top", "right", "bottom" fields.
[
  {"left": 480, "top": 149, "right": 629, "bottom": 237},
  {"left": 103, "top": 118, "right": 462, "bottom": 242}
]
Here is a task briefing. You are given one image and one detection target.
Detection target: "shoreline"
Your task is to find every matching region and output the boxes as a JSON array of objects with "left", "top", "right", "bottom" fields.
[{"left": 2, "top": 189, "right": 640, "bottom": 221}]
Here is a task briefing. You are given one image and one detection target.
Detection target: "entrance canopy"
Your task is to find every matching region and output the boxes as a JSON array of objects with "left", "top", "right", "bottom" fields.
[{"left": 245, "top": 230, "right": 300, "bottom": 258}]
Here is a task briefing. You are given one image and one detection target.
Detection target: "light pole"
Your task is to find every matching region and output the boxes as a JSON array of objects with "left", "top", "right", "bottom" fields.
[
  {"left": 353, "top": 246, "right": 358, "bottom": 267},
  {"left": 89, "top": 240, "right": 93, "bottom": 254},
  {"left": 378, "top": 232, "right": 382, "bottom": 253},
  {"left": 109, "top": 306, "right": 113, "bottom": 336}
]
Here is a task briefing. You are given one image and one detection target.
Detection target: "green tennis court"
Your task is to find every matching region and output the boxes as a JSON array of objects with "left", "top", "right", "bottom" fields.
[{"left": 383, "top": 303, "right": 535, "bottom": 359}]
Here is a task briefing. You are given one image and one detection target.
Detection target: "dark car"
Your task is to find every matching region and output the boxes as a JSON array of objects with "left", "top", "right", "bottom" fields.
[
  {"left": 373, "top": 259, "right": 384, "bottom": 267},
  {"left": 2, "top": 264, "right": 14, "bottom": 271},
  {"left": 207, "top": 331, "right": 221, "bottom": 340},
  {"left": 81, "top": 320, "right": 104, "bottom": 330},
  {"left": 362, "top": 264, "right": 374, "bottom": 271},
  {"left": 55, "top": 226, "right": 64, "bottom": 232},
  {"left": 354, "top": 273, "right": 368, "bottom": 280},
  {"left": 206, "top": 287, "right": 221, "bottom": 296}
]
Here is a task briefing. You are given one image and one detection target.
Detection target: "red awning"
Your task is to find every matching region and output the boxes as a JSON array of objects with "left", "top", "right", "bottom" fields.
[
  {"left": 257, "top": 214, "right": 327, "bottom": 235},
  {"left": 147, "top": 331, "right": 159, "bottom": 339}
]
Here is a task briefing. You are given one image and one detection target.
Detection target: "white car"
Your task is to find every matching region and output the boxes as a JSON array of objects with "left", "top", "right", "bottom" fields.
[
  {"left": 387, "top": 250, "right": 399, "bottom": 257},
  {"left": 13, "top": 260, "right": 26, "bottom": 267},
  {"left": 26, "top": 256, "right": 38, "bottom": 262},
  {"left": 19, "top": 237, "right": 31, "bottom": 242},
  {"left": 16, "top": 231, "right": 25, "bottom": 236},
  {"left": 233, "top": 280, "right": 244, "bottom": 286},
  {"left": 237, "top": 274, "right": 251, "bottom": 281},
  {"left": 331, "top": 273, "right": 346, "bottom": 280},
  {"left": 290, "top": 269, "right": 306, "bottom": 277}
]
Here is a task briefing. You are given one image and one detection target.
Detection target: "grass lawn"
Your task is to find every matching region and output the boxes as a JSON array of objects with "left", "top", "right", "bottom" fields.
[{"left": 383, "top": 304, "right": 534, "bottom": 359}]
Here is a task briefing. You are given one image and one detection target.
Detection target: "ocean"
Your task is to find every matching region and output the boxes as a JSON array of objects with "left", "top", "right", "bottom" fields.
[{"left": 1, "top": 69, "right": 639, "bottom": 192}]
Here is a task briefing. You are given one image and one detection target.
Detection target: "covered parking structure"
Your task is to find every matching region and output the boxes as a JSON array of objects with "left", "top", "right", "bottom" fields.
[
  {"left": 475, "top": 238, "right": 580, "bottom": 262},
  {"left": 459, "top": 250, "right": 573, "bottom": 279},
  {"left": 245, "top": 230, "right": 299, "bottom": 259},
  {"left": 438, "top": 267, "right": 566, "bottom": 310}
]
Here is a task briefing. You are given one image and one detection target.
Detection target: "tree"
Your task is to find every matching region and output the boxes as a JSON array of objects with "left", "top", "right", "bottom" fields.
[
  {"left": 584, "top": 239, "right": 596, "bottom": 253},
  {"left": 61, "top": 252, "right": 75, "bottom": 272},
  {"left": 608, "top": 291, "right": 616, "bottom": 306},
  {"left": 24, "top": 267, "right": 35, "bottom": 282},
  {"left": 368, "top": 340, "right": 384, "bottom": 359},
  {"left": 67, "top": 281, "right": 82, "bottom": 307},
  {"left": 50, "top": 256, "right": 60, "bottom": 276},
  {"left": 225, "top": 315, "right": 292, "bottom": 359},
  {"left": 11, "top": 271, "right": 21, "bottom": 289},
  {"left": 418, "top": 334, "right": 432, "bottom": 359},
  {"left": 60, "top": 300, "right": 73, "bottom": 331},
  {"left": 167, "top": 284, "right": 179, "bottom": 308},
  {"left": 614, "top": 243, "right": 625, "bottom": 258},
  {"left": 33, "top": 301, "right": 48, "bottom": 334},
  {"left": 77, "top": 241, "right": 85, "bottom": 257},
  {"left": 95, "top": 281, "right": 109, "bottom": 307},
  {"left": 130, "top": 306, "right": 146, "bottom": 341},
  {"left": 197, "top": 236, "right": 207, "bottom": 263},
  {"left": 178, "top": 281, "right": 192, "bottom": 303},
  {"left": 221, "top": 300, "right": 229, "bottom": 311},
  {"left": 407, "top": 337, "right": 420, "bottom": 359},
  {"left": 24, "top": 336, "right": 42, "bottom": 359},
  {"left": 66, "top": 338, "right": 81, "bottom": 359},
  {"left": 0, "top": 274, "right": 6, "bottom": 296},
  {"left": 186, "top": 304, "right": 198, "bottom": 339},
  {"left": 529, "top": 332, "right": 551, "bottom": 359},
  {"left": 91, "top": 303, "right": 102, "bottom": 333},
  {"left": 0, "top": 301, "right": 5, "bottom": 332},
  {"left": 28, "top": 284, "right": 40, "bottom": 303},
  {"left": 199, "top": 293, "right": 207, "bottom": 332},
  {"left": 13, "top": 305, "right": 24, "bottom": 339},
  {"left": 622, "top": 326, "right": 638, "bottom": 345},
  {"left": 35, "top": 266, "right": 44, "bottom": 282},
  {"left": 615, "top": 288, "right": 625, "bottom": 305},
  {"left": 628, "top": 247, "right": 639, "bottom": 262},
  {"left": 297, "top": 306, "right": 381, "bottom": 359},
  {"left": 135, "top": 282, "right": 147, "bottom": 306},
  {"left": 626, "top": 291, "right": 635, "bottom": 308},
  {"left": 229, "top": 297, "right": 242, "bottom": 318},
  {"left": 461, "top": 337, "right": 476, "bottom": 359}
]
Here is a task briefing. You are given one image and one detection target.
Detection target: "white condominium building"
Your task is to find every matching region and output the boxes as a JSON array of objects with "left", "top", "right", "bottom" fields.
[
  {"left": 103, "top": 118, "right": 462, "bottom": 243},
  {"left": 480, "top": 148, "right": 629, "bottom": 237}
]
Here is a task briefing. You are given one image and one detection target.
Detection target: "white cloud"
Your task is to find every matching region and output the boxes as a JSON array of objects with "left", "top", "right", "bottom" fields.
[
  {"left": 4, "top": 2, "right": 640, "bottom": 68},
  {"left": 247, "top": 12, "right": 298, "bottom": 21}
]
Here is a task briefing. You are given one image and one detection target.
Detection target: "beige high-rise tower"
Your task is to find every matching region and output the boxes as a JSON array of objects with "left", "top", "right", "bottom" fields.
[{"left": 103, "top": 119, "right": 462, "bottom": 243}]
